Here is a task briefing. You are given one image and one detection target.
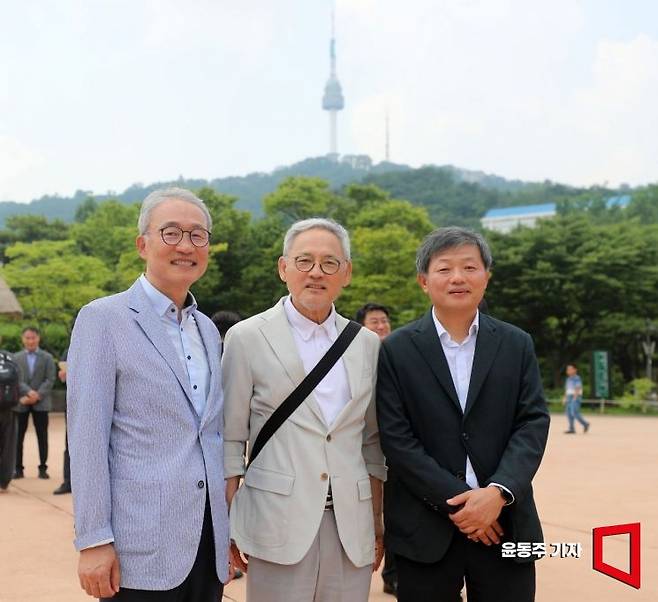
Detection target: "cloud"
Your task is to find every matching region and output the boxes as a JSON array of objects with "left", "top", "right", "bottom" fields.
[
  {"left": 340, "top": 1, "right": 657, "bottom": 186},
  {"left": 0, "top": 136, "right": 44, "bottom": 202},
  {"left": 559, "top": 33, "right": 658, "bottom": 185}
]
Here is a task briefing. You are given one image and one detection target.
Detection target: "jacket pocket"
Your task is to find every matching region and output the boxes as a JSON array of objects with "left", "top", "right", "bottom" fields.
[
  {"left": 244, "top": 466, "right": 295, "bottom": 495},
  {"left": 110, "top": 479, "right": 160, "bottom": 556},
  {"left": 357, "top": 477, "right": 372, "bottom": 501},
  {"left": 238, "top": 467, "right": 295, "bottom": 547}
]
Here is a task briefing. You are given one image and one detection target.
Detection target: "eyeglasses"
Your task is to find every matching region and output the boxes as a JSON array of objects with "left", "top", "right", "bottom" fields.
[
  {"left": 159, "top": 226, "right": 211, "bottom": 248},
  {"left": 293, "top": 256, "right": 342, "bottom": 275}
]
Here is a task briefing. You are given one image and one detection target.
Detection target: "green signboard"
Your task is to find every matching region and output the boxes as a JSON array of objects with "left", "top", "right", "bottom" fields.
[{"left": 592, "top": 350, "right": 610, "bottom": 399}]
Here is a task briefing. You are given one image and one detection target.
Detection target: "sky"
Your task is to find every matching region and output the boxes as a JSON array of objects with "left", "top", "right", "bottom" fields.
[{"left": 1, "top": 0, "right": 658, "bottom": 203}]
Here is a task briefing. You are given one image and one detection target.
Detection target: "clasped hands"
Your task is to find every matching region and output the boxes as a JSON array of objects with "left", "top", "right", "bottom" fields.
[
  {"left": 19, "top": 390, "right": 40, "bottom": 406},
  {"left": 446, "top": 487, "right": 506, "bottom": 546}
]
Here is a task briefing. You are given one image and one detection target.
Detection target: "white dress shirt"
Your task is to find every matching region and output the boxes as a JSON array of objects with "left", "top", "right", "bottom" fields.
[
  {"left": 432, "top": 309, "right": 514, "bottom": 503},
  {"left": 432, "top": 309, "right": 480, "bottom": 489},
  {"left": 140, "top": 274, "right": 210, "bottom": 417},
  {"left": 284, "top": 296, "right": 351, "bottom": 427}
]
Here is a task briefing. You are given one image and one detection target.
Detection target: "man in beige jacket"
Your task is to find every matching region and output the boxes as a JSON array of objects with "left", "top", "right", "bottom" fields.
[{"left": 223, "top": 218, "right": 386, "bottom": 602}]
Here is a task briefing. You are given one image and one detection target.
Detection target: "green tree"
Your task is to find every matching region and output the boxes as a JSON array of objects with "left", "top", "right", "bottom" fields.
[
  {"left": 70, "top": 201, "right": 140, "bottom": 271},
  {"left": 486, "top": 216, "right": 658, "bottom": 386},
  {"left": 1, "top": 240, "right": 113, "bottom": 341},
  {"left": 74, "top": 197, "right": 99, "bottom": 222}
]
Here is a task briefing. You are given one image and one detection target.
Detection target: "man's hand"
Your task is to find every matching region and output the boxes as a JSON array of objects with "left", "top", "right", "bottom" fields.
[
  {"left": 230, "top": 539, "right": 249, "bottom": 573},
  {"left": 225, "top": 476, "right": 240, "bottom": 510},
  {"left": 373, "top": 532, "right": 385, "bottom": 572},
  {"left": 446, "top": 488, "right": 506, "bottom": 545},
  {"left": 19, "top": 396, "right": 36, "bottom": 406},
  {"left": 467, "top": 519, "right": 505, "bottom": 546},
  {"left": 27, "top": 390, "right": 40, "bottom": 402},
  {"left": 78, "top": 544, "right": 120, "bottom": 598}
]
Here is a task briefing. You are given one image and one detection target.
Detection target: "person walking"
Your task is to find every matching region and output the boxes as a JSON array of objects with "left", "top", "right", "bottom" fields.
[{"left": 563, "top": 364, "right": 590, "bottom": 434}]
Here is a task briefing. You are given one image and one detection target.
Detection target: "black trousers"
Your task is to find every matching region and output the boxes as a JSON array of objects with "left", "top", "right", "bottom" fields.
[
  {"left": 0, "top": 410, "right": 17, "bottom": 487},
  {"left": 382, "top": 553, "right": 397, "bottom": 585},
  {"left": 101, "top": 497, "right": 223, "bottom": 602},
  {"left": 15, "top": 409, "right": 48, "bottom": 471},
  {"left": 395, "top": 533, "right": 535, "bottom": 602}
]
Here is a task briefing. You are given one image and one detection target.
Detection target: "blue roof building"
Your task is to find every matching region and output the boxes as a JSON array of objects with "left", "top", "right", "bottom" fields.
[{"left": 481, "top": 195, "right": 631, "bottom": 233}]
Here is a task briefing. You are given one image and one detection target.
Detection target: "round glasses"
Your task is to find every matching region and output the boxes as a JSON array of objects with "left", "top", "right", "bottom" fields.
[
  {"left": 293, "top": 256, "right": 342, "bottom": 275},
  {"left": 159, "top": 226, "right": 211, "bottom": 248}
]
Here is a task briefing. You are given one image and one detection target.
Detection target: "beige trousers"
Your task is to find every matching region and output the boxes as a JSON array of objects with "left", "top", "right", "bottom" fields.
[{"left": 246, "top": 510, "right": 372, "bottom": 602}]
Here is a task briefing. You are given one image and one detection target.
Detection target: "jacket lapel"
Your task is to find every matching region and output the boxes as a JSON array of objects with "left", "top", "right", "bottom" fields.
[
  {"left": 464, "top": 314, "right": 501, "bottom": 418},
  {"left": 259, "top": 299, "right": 326, "bottom": 425},
  {"left": 410, "top": 309, "right": 462, "bottom": 415},
  {"left": 128, "top": 280, "right": 194, "bottom": 404}
]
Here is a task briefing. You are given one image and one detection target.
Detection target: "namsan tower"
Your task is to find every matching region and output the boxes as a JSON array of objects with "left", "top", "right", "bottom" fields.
[{"left": 321, "top": 10, "right": 344, "bottom": 159}]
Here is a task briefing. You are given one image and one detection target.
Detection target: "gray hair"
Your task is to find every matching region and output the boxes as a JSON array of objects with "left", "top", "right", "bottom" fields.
[
  {"left": 416, "top": 227, "right": 493, "bottom": 274},
  {"left": 282, "top": 218, "right": 351, "bottom": 260},
  {"left": 137, "top": 187, "right": 212, "bottom": 235}
]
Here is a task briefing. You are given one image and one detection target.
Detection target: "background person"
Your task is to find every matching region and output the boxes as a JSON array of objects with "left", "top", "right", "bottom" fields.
[
  {"left": 355, "top": 302, "right": 397, "bottom": 596},
  {"left": 211, "top": 310, "right": 242, "bottom": 343},
  {"left": 53, "top": 347, "right": 71, "bottom": 494},
  {"left": 562, "top": 364, "right": 590, "bottom": 434},
  {"left": 0, "top": 342, "right": 20, "bottom": 493},
  {"left": 355, "top": 303, "right": 392, "bottom": 341},
  {"left": 13, "top": 326, "right": 56, "bottom": 480}
]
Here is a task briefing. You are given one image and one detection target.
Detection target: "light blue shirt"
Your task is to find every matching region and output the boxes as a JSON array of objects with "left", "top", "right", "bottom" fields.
[
  {"left": 139, "top": 274, "right": 210, "bottom": 418},
  {"left": 26, "top": 350, "right": 39, "bottom": 376},
  {"left": 565, "top": 374, "right": 583, "bottom": 398}
]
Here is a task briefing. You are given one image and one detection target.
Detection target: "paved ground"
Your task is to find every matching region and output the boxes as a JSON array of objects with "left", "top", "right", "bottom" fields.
[{"left": 1, "top": 412, "right": 656, "bottom": 601}]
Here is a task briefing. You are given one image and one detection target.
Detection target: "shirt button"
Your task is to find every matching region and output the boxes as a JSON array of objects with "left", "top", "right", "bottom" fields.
[
  {"left": 326, "top": 434, "right": 332, "bottom": 442},
  {"left": 197, "top": 480, "right": 205, "bottom": 489},
  {"left": 187, "top": 355, "right": 191, "bottom": 360},
  {"left": 170, "top": 308, "right": 175, "bottom": 313},
  {"left": 462, "top": 432, "right": 469, "bottom": 440},
  {"left": 193, "top": 385, "right": 197, "bottom": 390},
  {"left": 320, "top": 472, "right": 328, "bottom": 481}
]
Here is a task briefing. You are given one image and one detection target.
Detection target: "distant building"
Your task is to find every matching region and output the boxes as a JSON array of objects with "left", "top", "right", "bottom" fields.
[
  {"left": 341, "top": 154, "right": 372, "bottom": 170},
  {"left": 481, "top": 195, "right": 631, "bottom": 233},
  {"left": 481, "top": 203, "right": 556, "bottom": 233}
]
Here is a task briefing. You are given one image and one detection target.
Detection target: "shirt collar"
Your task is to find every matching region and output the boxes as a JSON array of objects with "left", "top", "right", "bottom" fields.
[
  {"left": 284, "top": 296, "right": 337, "bottom": 342},
  {"left": 139, "top": 274, "right": 197, "bottom": 319},
  {"left": 432, "top": 309, "right": 479, "bottom": 346}
]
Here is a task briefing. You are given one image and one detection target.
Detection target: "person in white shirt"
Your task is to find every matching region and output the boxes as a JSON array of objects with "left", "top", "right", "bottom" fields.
[{"left": 222, "top": 218, "right": 386, "bottom": 602}]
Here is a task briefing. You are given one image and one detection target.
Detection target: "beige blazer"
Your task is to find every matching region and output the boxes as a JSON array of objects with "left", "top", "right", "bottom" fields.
[{"left": 222, "top": 298, "right": 386, "bottom": 567}]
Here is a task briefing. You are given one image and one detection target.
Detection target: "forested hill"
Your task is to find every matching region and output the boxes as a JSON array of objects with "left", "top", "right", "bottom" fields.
[{"left": 0, "top": 155, "right": 617, "bottom": 227}]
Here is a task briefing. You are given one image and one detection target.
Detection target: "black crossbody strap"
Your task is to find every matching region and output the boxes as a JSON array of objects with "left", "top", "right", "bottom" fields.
[{"left": 247, "top": 320, "right": 362, "bottom": 468}]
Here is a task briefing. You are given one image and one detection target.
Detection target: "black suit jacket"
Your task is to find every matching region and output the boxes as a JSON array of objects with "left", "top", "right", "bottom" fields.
[{"left": 376, "top": 310, "right": 549, "bottom": 564}]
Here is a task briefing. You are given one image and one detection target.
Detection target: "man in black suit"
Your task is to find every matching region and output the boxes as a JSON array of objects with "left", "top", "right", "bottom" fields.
[{"left": 376, "top": 227, "right": 549, "bottom": 602}]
